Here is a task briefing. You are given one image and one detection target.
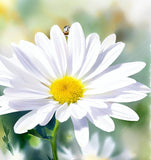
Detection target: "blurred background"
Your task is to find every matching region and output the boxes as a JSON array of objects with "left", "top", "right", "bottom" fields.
[{"left": 0, "top": 0, "right": 150, "bottom": 160}]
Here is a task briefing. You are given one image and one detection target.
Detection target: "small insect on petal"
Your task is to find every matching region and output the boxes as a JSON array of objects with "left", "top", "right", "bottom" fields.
[{"left": 63, "top": 25, "right": 70, "bottom": 35}]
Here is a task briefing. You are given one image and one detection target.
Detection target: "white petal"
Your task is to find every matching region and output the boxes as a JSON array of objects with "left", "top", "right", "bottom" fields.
[
  {"left": 14, "top": 104, "right": 57, "bottom": 134},
  {"left": 82, "top": 133, "right": 100, "bottom": 156},
  {"left": 38, "top": 104, "right": 57, "bottom": 126},
  {"left": 35, "top": 32, "right": 61, "bottom": 78},
  {"left": 0, "top": 55, "right": 28, "bottom": 78},
  {"left": 77, "top": 33, "right": 100, "bottom": 78},
  {"left": 109, "top": 103, "right": 139, "bottom": 121},
  {"left": 55, "top": 103, "right": 70, "bottom": 122},
  {"left": 0, "top": 55, "right": 49, "bottom": 91},
  {"left": 78, "top": 99, "right": 108, "bottom": 109},
  {"left": 83, "top": 42, "right": 125, "bottom": 81},
  {"left": 10, "top": 76, "right": 49, "bottom": 93},
  {"left": 68, "top": 22, "right": 86, "bottom": 75},
  {"left": 0, "top": 96, "right": 18, "bottom": 115},
  {"left": 35, "top": 32, "right": 52, "bottom": 56},
  {"left": 0, "top": 77, "right": 11, "bottom": 87},
  {"left": 69, "top": 103, "right": 87, "bottom": 119},
  {"left": 86, "top": 80, "right": 149, "bottom": 102},
  {"left": 50, "top": 25, "right": 68, "bottom": 75},
  {"left": 96, "top": 62, "right": 146, "bottom": 83},
  {"left": 105, "top": 61, "right": 146, "bottom": 77},
  {"left": 11, "top": 44, "right": 50, "bottom": 85},
  {"left": 88, "top": 91, "right": 147, "bottom": 103},
  {"left": 101, "top": 137, "right": 115, "bottom": 158},
  {"left": 14, "top": 110, "right": 40, "bottom": 134},
  {"left": 96, "top": 42, "right": 125, "bottom": 71},
  {"left": 101, "top": 34, "right": 116, "bottom": 51},
  {"left": 0, "top": 57, "right": 10, "bottom": 73},
  {"left": 85, "top": 78, "right": 136, "bottom": 95},
  {"left": 85, "top": 61, "right": 145, "bottom": 84},
  {"left": 58, "top": 147, "right": 75, "bottom": 160},
  {"left": 120, "top": 82, "right": 151, "bottom": 93},
  {"left": 0, "top": 107, "right": 18, "bottom": 115},
  {"left": 101, "top": 137, "right": 115, "bottom": 159},
  {"left": 0, "top": 106, "right": 17, "bottom": 115},
  {"left": 71, "top": 117, "right": 89, "bottom": 147},
  {"left": 4, "top": 88, "right": 49, "bottom": 99},
  {"left": 89, "top": 133, "right": 100, "bottom": 154},
  {"left": 88, "top": 108, "right": 115, "bottom": 132},
  {"left": 19, "top": 40, "right": 57, "bottom": 80},
  {"left": 9, "top": 99, "right": 51, "bottom": 110}
]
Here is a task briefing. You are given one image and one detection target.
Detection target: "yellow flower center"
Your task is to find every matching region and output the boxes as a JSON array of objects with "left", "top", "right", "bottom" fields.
[
  {"left": 84, "top": 155, "right": 109, "bottom": 160},
  {"left": 49, "top": 76, "right": 85, "bottom": 104}
]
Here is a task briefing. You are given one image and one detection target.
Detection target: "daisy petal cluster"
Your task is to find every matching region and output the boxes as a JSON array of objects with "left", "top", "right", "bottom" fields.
[
  {"left": 0, "top": 22, "right": 150, "bottom": 147},
  {"left": 58, "top": 133, "right": 134, "bottom": 160}
]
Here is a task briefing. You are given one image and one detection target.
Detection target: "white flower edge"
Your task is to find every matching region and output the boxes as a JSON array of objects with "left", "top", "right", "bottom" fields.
[
  {"left": 58, "top": 133, "right": 134, "bottom": 160},
  {"left": 0, "top": 147, "right": 24, "bottom": 160}
]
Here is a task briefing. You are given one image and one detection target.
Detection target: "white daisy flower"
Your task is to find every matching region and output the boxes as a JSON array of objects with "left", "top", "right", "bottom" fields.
[
  {"left": 58, "top": 133, "right": 134, "bottom": 160},
  {"left": 0, "top": 22, "right": 150, "bottom": 147},
  {"left": 0, "top": 147, "right": 24, "bottom": 160}
]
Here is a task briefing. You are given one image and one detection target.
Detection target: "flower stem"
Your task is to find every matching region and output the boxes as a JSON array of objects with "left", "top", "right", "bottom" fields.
[{"left": 50, "top": 120, "right": 60, "bottom": 160}]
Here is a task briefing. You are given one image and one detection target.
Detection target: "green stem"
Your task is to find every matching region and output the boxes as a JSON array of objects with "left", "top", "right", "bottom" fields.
[{"left": 50, "top": 120, "right": 60, "bottom": 160}]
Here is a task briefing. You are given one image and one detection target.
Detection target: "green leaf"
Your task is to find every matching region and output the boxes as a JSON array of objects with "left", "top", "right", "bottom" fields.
[
  {"left": 2, "top": 122, "right": 14, "bottom": 154},
  {"left": 7, "top": 143, "right": 14, "bottom": 155},
  {"left": 2, "top": 136, "right": 8, "bottom": 143},
  {"left": 45, "top": 128, "right": 53, "bottom": 136},
  {"left": 28, "top": 129, "right": 43, "bottom": 139},
  {"left": 2, "top": 121, "right": 10, "bottom": 136}
]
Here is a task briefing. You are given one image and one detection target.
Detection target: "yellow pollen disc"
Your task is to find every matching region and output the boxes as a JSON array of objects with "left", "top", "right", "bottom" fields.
[
  {"left": 49, "top": 76, "right": 85, "bottom": 104},
  {"left": 84, "top": 155, "right": 109, "bottom": 160}
]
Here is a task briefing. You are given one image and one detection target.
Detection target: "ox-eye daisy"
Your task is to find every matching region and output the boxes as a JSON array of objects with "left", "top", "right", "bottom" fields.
[
  {"left": 59, "top": 133, "right": 134, "bottom": 160},
  {"left": 0, "top": 22, "right": 150, "bottom": 147}
]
